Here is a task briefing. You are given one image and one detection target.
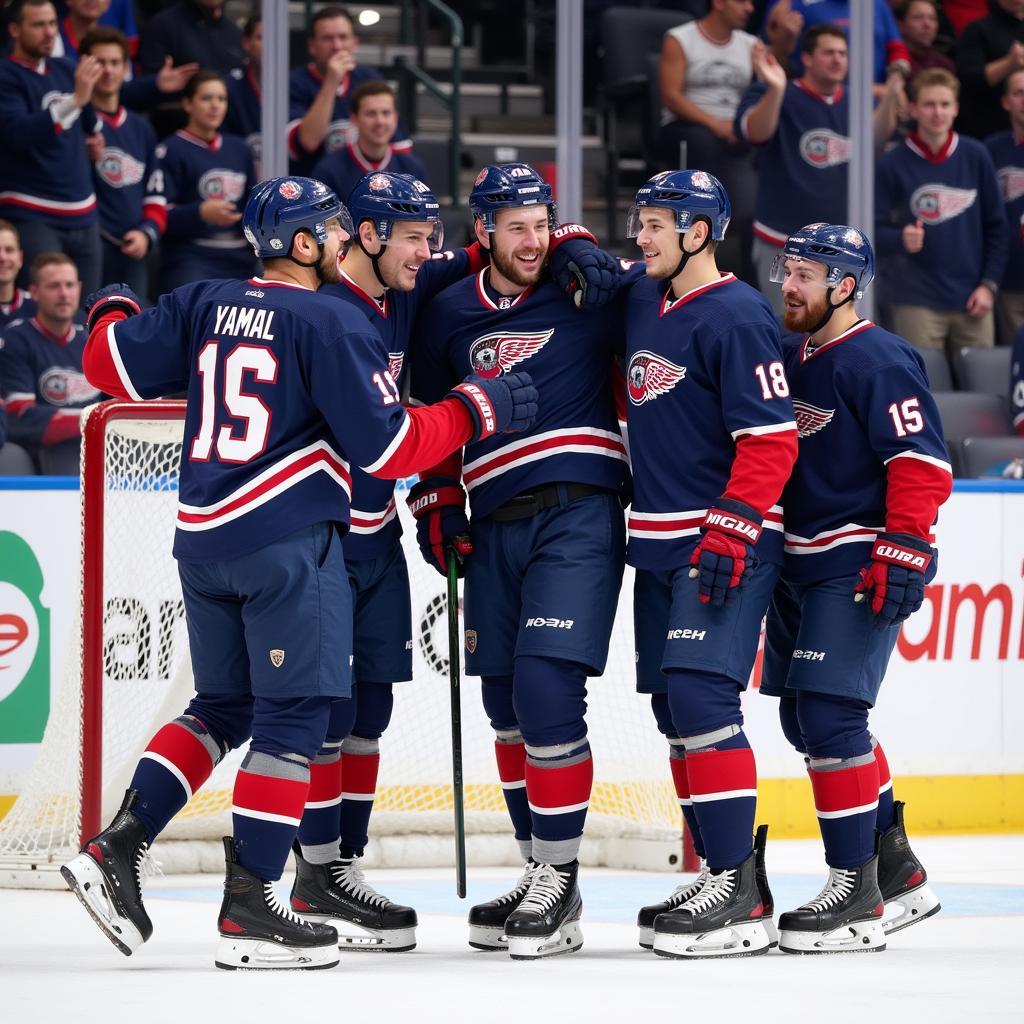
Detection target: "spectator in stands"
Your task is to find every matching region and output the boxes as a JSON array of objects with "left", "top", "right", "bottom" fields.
[
  {"left": 985, "top": 67, "right": 1024, "bottom": 342},
  {"left": 313, "top": 82, "right": 429, "bottom": 202},
  {"left": 657, "top": 0, "right": 758, "bottom": 281},
  {"left": 0, "top": 252, "right": 96, "bottom": 474},
  {"left": 53, "top": 0, "right": 108, "bottom": 59},
  {"left": 80, "top": 27, "right": 165, "bottom": 300},
  {"left": 224, "top": 13, "right": 261, "bottom": 176},
  {"left": 898, "top": 0, "right": 957, "bottom": 77},
  {"left": 764, "top": 0, "right": 911, "bottom": 84},
  {"left": 138, "top": 0, "right": 243, "bottom": 79},
  {"left": 876, "top": 68, "right": 1007, "bottom": 355},
  {"left": 156, "top": 69, "right": 256, "bottom": 292},
  {"left": 0, "top": 0, "right": 102, "bottom": 297},
  {"left": 1012, "top": 322, "right": 1024, "bottom": 431},
  {"left": 735, "top": 23, "right": 904, "bottom": 315},
  {"left": 289, "top": 4, "right": 411, "bottom": 176},
  {"left": 0, "top": 220, "right": 36, "bottom": 330},
  {"left": 957, "top": 0, "right": 1024, "bottom": 140},
  {"left": 96, "top": 0, "right": 136, "bottom": 53}
]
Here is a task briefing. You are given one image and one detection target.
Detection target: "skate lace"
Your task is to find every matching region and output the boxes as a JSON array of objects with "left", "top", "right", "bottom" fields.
[
  {"left": 494, "top": 863, "right": 536, "bottom": 906},
  {"left": 133, "top": 845, "right": 161, "bottom": 895},
  {"left": 331, "top": 859, "right": 391, "bottom": 908},
  {"left": 516, "top": 865, "right": 568, "bottom": 915},
  {"left": 679, "top": 867, "right": 735, "bottom": 914},
  {"left": 801, "top": 868, "right": 857, "bottom": 912},
  {"left": 665, "top": 866, "right": 709, "bottom": 908},
  {"left": 264, "top": 882, "right": 306, "bottom": 926}
]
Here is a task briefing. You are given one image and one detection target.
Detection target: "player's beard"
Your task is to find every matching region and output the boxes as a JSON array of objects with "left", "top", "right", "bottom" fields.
[
  {"left": 783, "top": 290, "right": 829, "bottom": 333},
  {"left": 490, "top": 242, "right": 546, "bottom": 288},
  {"left": 321, "top": 243, "right": 344, "bottom": 285}
]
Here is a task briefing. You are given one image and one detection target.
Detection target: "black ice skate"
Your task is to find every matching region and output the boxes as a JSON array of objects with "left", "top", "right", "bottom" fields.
[
  {"left": 637, "top": 863, "right": 709, "bottom": 949},
  {"left": 215, "top": 838, "right": 339, "bottom": 970},
  {"left": 504, "top": 861, "right": 583, "bottom": 960},
  {"left": 289, "top": 843, "right": 417, "bottom": 952},
  {"left": 778, "top": 854, "right": 886, "bottom": 955},
  {"left": 877, "top": 801, "right": 941, "bottom": 935},
  {"left": 61, "top": 789, "right": 154, "bottom": 956},
  {"left": 468, "top": 861, "right": 536, "bottom": 951},
  {"left": 753, "top": 824, "right": 779, "bottom": 948},
  {"left": 652, "top": 845, "right": 774, "bottom": 959}
]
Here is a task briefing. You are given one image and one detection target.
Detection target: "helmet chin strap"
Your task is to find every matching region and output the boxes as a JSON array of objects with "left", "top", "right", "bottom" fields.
[
  {"left": 808, "top": 277, "right": 857, "bottom": 334},
  {"left": 669, "top": 219, "right": 712, "bottom": 282},
  {"left": 286, "top": 228, "right": 331, "bottom": 284},
  {"left": 356, "top": 230, "right": 390, "bottom": 291}
]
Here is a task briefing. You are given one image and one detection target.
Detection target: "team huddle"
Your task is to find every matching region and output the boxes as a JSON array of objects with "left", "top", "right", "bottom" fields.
[{"left": 60, "top": 161, "right": 952, "bottom": 970}]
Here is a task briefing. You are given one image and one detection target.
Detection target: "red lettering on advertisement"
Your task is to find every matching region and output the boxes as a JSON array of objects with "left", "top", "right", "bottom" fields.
[{"left": 0, "top": 613, "right": 29, "bottom": 662}]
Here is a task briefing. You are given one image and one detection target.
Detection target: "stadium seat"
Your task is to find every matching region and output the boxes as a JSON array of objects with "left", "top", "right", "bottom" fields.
[
  {"left": 953, "top": 345, "right": 1012, "bottom": 397},
  {"left": 917, "top": 346, "right": 953, "bottom": 391},
  {"left": 933, "top": 391, "right": 1012, "bottom": 451},
  {"left": 960, "top": 436, "right": 1024, "bottom": 478},
  {"left": 0, "top": 442, "right": 36, "bottom": 476}
]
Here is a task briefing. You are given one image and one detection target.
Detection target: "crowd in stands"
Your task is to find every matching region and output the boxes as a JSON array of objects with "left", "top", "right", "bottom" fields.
[{"left": 0, "top": 0, "right": 1023, "bottom": 477}]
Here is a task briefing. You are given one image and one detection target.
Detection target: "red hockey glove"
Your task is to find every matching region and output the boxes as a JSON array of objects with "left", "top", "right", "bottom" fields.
[
  {"left": 688, "top": 498, "right": 762, "bottom": 607},
  {"left": 547, "top": 223, "right": 620, "bottom": 309},
  {"left": 449, "top": 371, "right": 539, "bottom": 442},
  {"left": 854, "top": 532, "right": 932, "bottom": 629},
  {"left": 407, "top": 476, "right": 472, "bottom": 576},
  {"left": 85, "top": 283, "right": 142, "bottom": 332}
]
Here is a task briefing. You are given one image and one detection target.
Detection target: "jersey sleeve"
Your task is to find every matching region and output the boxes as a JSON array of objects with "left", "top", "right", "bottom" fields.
[
  {"left": 0, "top": 71, "right": 79, "bottom": 149},
  {"left": 734, "top": 81, "right": 769, "bottom": 145},
  {"left": 1011, "top": 327, "right": 1024, "bottom": 436},
  {"left": 82, "top": 292, "right": 192, "bottom": 400},
  {"left": 978, "top": 147, "right": 1008, "bottom": 290},
  {"left": 411, "top": 246, "right": 486, "bottom": 309},
  {"left": 139, "top": 122, "right": 167, "bottom": 240}
]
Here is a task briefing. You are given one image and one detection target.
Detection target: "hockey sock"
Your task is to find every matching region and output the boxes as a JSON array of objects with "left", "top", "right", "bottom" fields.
[
  {"left": 668, "top": 738, "right": 706, "bottom": 861},
  {"left": 872, "top": 735, "right": 896, "bottom": 833},
  {"left": 683, "top": 726, "right": 757, "bottom": 870},
  {"left": 808, "top": 753, "right": 880, "bottom": 869},
  {"left": 297, "top": 738, "right": 343, "bottom": 864},
  {"left": 128, "top": 715, "right": 222, "bottom": 843},
  {"left": 338, "top": 735, "right": 380, "bottom": 855},
  {"left": 525, "top": 738, "right": 593, "bottom": 865},
  {"left": 232, "top": 750, "right": 310, "bottom": 881},
  {"left": 494, "top": 729, "right": 533, "bottom": 861}
]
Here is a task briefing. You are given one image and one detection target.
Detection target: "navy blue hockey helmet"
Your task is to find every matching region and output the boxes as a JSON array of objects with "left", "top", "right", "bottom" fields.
[
  {"left": 347, "top": 171, "right": 444, "bottom": 250},
  {"left": 769, "top": 222, "right": 876, "bottom": 298},
  {"left": 627, "top": 169, "right": 731, "bottom": 241},
  {"left": 469, "top": 163, "right": 557, "bottom": 232},
  {"left": 243, "top": 176, "right": 353, "bottom": 259}
]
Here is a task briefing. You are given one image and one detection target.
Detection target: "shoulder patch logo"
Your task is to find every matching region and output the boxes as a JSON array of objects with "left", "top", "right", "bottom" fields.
[
  {"left": 793, "top": 399, "right": 835, "bottom": 438},
  {"left": 464, "top": 629, "right": 477, "bottom": 654},
  {"left": 468, "top": 329, "right": 553, "bottom": 377},
  {"left": 269, "top": 649, "right": 285, "bottom": 668},
  {"left": 799, "top": 129, "right": 851, "bottom": 169},
  {"left": 387, "top": 352, "right": 405, "bottom": 381},
  {"left": 910, "top": 184, "right": 977, "bottom": 225},
  {"left": 626, "top": 350, "right": 686, "bottom": 405}
]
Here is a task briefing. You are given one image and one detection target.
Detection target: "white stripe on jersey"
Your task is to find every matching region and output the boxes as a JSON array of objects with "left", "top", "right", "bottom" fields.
[
  {"left": 883, "top": 450, "right": 953, "bottom": 475},
  {"left": 731, "top": 419, "right": 798, "bottom": 440},
  {"left": 360, "top": 413, "right": 411, "bottom": 475},
  {"left": 348, "top": 498, "right": 398, "bottom": 534},
  {"left": 628, "top": 504, "right": 784, "bottom": 540},
  {"left": 107, "top": 321, "right": 144, "bottom": 402}
]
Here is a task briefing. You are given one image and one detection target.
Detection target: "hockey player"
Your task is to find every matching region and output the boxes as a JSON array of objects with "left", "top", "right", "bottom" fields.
[
  {"left": 623, "top": 170, "right": 797, "bottom": 959},
  {"left": 409, "top": 163, "right": 629, "bottom": 959},
  {"left": 763, "top": 223, "right": 950, "bottom": 953},
  {"left": 61, "top": 176, "right": 539, "bottom": 970}
]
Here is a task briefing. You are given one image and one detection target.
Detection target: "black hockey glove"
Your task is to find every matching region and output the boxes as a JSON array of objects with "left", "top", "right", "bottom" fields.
[
  {"left": 449, "top": 371, "right": 539, "bottom": 442},
  {"left": 407, "top": 476, "right": 472, "bottom": 576},
  {"left": 854, "top": 532, "right": 932, "bottom": 629},
  {"left": 85, "top": 283, "right": 142, "bottom": 332},
  {"left": 688, "top": 498, "right": 762, "bottom": 607},
  {"left": 547, "top": 223, "right": 620, "bottom": 309}
]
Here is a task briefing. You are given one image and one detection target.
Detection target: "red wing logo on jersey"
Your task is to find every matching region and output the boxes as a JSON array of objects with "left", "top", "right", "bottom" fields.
[
  {"left": 910, "top": 184, "right": 977, "bottom": 225},
  {"left": 198, "top": 169, "right": 247, "bottom": 204},
  {"left": 468, "top": 329, "right": 553, "bottom": 378},
  {"left": 799, "top": 130, "right": 852, "bottom": 169},
  {"left": 387, "top": 352, "right": 405, "bottom": 381},
  {"left": 627, "top": 350, "right": 686, "bottom": 406},
  {"left": 998, "top": 167, "right": 1024, "bottom": 204},
  {"left": 39, "top": 367, "right": 100, "bottom": 407},
  {"left": 793, "top": 399, "right": 835, "bottom": 438},
  {"left": 278, "top": 180, "right": 302, "bottom": 199},
  {"left": 96, "top": 148, "right": 146, "bottom": 188}
]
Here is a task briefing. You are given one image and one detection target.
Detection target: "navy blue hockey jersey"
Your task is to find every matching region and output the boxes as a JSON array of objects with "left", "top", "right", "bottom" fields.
[
  {"left": 411, "top": 268, "right": 630, "bottom": 519},
  {"left": 624, "top": 273, "right": 797, "bottom": 570},
  {"left": 779, "top": 320, "right": 952, "bottom": 584},
  {"left": 0, "top": 290, "right": 36, "bottom": 333},
  {"left": 875, "top": 133, "right": 1007, "bottom": 309},
  {"left": 313, "top": 144, "right": 429, "bottom": 208},
  {"left": 225, "top": 66, "right": 262, "bottom": 175},
  {"left": 735, "top": 79, "right": 851, "bottom": 246},
  {"left": 0, "top": 56, "right": 98, "bottom": 227},
  {"left": 984, "top": 130, "right": 1024, "bottom": 292},
  {"left": 1012, "top": 325, "right": 1024, "bottom": 435}
]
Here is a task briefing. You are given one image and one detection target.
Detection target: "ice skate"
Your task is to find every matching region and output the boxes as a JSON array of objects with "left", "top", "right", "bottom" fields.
[
  {"left": 216, "top": 838, "right": 339, "bottom": 970},
  {"left": 468, "top": 861, "right": 536, "bottom": 951},
  {"left": 61, "top": 789, "right": 154, "bottom": 957},
  {"left": 637, "top": 864, "right": 709, "bottom": 949},
  {"left": 877, "top": 801, "right": 941, "bottom": 935},
  {"left": 778, "top": 855, "right": 886, "bottom": 955},
  {"left": 504, "top": 862, "right": 583, "bottom": 960},
  {"left": 753, "top": 824, "right": 779, "bottom": 948},
  {"left": 652, "top": 845, "right": 774, "bottom": 959},
  {"left": 290, "top": 843, "right": 417, "bottom": 952}
]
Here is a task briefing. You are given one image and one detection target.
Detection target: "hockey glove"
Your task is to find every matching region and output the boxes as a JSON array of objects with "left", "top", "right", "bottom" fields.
[
  {"left": 449, "top": 371, "right": 539, "bottom": 443},
  {"left": 547, "top": 223, "right": 620, "bottom": 309},
  {"left": 85, "top": 283, "right": 143, "bottom": 332},
  {"left": 688, "top": 498, "right": 762, "bottom": 607},
  {"left": 407, "top": 476, "right": 472, "bottom": 576},
  {"left": 854, "top": 532, "right": 932, "bottom": 629}
]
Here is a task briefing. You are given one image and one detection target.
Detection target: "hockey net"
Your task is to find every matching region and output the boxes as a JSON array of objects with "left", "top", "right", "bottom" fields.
[{"left": 0, "top": 401, "right": 681, "bottom": 885}]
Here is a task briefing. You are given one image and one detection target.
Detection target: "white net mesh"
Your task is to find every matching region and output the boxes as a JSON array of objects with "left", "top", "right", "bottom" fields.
[{"left": 0, "top": 402, "right": 680, "bottom": 883}]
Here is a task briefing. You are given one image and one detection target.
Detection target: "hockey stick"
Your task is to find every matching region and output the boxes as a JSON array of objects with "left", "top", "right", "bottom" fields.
[{"left": 447, "top": 548, "right": 467, "bottom": 898}]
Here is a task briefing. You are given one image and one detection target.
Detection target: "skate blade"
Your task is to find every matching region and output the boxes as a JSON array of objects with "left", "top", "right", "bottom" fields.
[
  {"left": 215, "top": 936, "right": 340, "bottom": 970},
  {"left": 882, "top": 884, "right": 941, "bottom": 935},
  {"left": 638, "top": 925, "right": 654, "bottom": 950},
  {"left": 507, "top": 920, "right": 583, "bottom": 960},
  {"left": 468, "top": 924, "right": 508, "bottom": 951},
  {"left": 779, "top": 918, "right": 886, "bottom": 955},
  {"left": 764, "top": 917, "right": 779, "bottom": 948},
  {"left": 652, "top": 919, "right": 772, "bottom": 960},
  {"left": 61, "top": 855, "right": 144, "bottom": 957},
  {"left": 296, "top": 912, "right": 416, "bottom": 952}
]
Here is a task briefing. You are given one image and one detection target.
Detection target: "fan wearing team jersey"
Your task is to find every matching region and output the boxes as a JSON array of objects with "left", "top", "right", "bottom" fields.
[
  {"left": 156, "top": 70, "right": 257, "bottom": 293},
  {"left": 0, "top": 220, "right": 36, "bottom": 331},
  {"left": 61, "top": 176, "right": 538, "bottom": 971},
  {"left": 408, "top": 163, "right": 628, "bottom": 960},
  {"left": 763, "top": 224, "right": 951, "bottom": 954}
]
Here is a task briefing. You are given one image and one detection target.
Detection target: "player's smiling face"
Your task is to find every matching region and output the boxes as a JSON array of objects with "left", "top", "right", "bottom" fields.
[
  {"left": 634, "top": 208, "right": 682, "bottom": 279},
  {"left": 485, "top": 207, "right": 550, "bottom": 289},
  {"left": 376, "top": 221, "right": 435, "bottom": 291},
  {"left": 320, "top": 218, "right": 349, "bottom": 284},
  {"left": 780, "top": 257, "right": 852, "bottom": 333},
  {"left": 0, "top": 230, "right": 22, "bottom": 287}
]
